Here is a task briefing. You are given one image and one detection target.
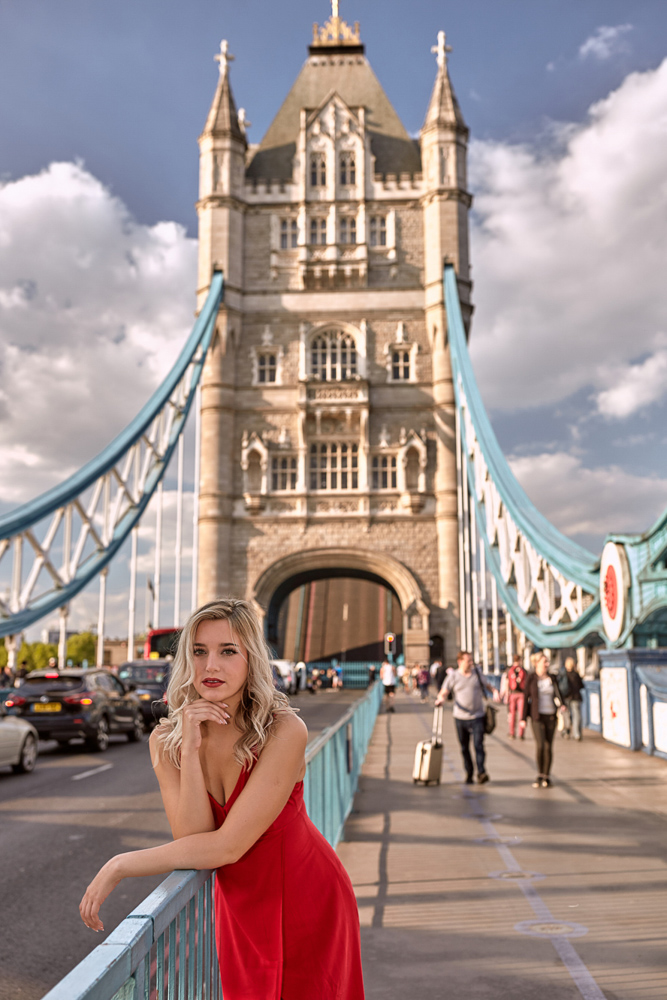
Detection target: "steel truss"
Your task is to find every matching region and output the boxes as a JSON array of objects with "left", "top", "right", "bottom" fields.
[
  {"left": 445, "top": 265, "right": 603, "bottom": 648},
  {"left": 0, "top": 272, "right": 224, "bottom": 639}
]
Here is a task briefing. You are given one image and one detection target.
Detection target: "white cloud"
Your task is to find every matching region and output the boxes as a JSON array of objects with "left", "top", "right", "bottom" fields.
[
  {"left": 579, "top": 24, "right": 633, "bottom": 62},
  {"left": 469, "top": 57, "right": 667, "bottom": 414},
  {"left": 0, "top": 161, "right": 198, "bottom": 505},
  {"left": 509, "top": 451, "right": 667, "bottom": 549},
  {"left": 596, "top": 346, "right": 667, "bottom": 418}
]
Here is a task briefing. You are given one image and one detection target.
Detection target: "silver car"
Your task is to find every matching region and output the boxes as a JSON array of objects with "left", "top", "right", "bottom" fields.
[{"left": 0, "top": 699, "right": 38, "bottom": 774}]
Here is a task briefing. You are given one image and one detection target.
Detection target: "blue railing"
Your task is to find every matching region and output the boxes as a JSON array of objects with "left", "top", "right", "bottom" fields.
[{"left": 42, "top": 681, "right": 383, "bottom": 1000}]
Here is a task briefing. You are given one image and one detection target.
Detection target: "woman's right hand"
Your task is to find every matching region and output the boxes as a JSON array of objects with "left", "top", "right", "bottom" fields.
[{"left": 181, "top": 699, "right": 230, "bottom": 755}]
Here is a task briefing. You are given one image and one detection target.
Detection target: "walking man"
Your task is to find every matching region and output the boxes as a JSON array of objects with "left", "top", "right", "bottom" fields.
[
  {"left": 558, "top": 656, "right": 584, "bottom": 740},
  {"left": 435, "top": 651, "right": 499, "bottom": 784}
]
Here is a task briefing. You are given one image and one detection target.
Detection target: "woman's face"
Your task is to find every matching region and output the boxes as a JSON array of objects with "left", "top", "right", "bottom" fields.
[
  {"left": 192, "top": 618, "right": 249, "bottom": 706},
  {"left": 536, "top": 656, "right": 549, "bottom": 677}
]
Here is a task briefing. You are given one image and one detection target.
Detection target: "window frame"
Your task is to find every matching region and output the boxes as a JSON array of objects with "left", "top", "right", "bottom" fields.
[
  {"left": 309, "top": 442, "right": 359, "bottom": 492},
  {"left": 339, "top": 216, "right": 357, "bottom": 245},
  {"left": 369, "top": 215, "right": 387, "bottom": 247},
  {"left": 309, "top": 217, "right": 327, "bottom": 246},
  {"left": 310, "top": 152, "right": 327, "bottom": 188},
  {"left": 339, "top": 151, "right": 356, "bottom": 187},
  {"left": 271, "top": 455, "right": 298, "bottom": 492},
  {"left": 310, "top": 330, "right": 358, "bottom": 381},
  {"left": 280, "top": 218, "right": 298, "bottom": 250},
  {"left": 257, "top": 352, "right": 278, "bottom": 384},
  {"left": 371, "top": 454, "right": 398, "bottom": 491}
]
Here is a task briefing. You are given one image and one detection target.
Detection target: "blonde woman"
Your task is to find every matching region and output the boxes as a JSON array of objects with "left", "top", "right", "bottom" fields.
[{"left": 79, "top": 598, "right": 365, "bottom": 1000}]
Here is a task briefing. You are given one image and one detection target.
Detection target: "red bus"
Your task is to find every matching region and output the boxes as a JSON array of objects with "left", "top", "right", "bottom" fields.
[{"left": 144, "top": 628, "right": 181, "bottom": 660}]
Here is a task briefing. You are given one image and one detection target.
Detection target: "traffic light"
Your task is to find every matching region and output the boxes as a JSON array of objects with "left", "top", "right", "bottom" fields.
[{"left": 384, "top": 632, "right": 396, "bottom": 656}]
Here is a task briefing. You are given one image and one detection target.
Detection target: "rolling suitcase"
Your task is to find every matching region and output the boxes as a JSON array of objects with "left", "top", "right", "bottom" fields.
[{"left": 413, "top": 706, "right": 444, "bottom": 785}]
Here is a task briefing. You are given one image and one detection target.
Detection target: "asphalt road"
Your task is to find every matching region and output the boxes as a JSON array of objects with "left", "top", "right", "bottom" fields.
[{"left": 0, "top": 687, "right": 365, "bottom": 1000}]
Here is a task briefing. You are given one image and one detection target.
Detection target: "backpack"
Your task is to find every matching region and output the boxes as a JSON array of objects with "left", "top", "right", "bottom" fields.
[
  {"left": 508, "top": 665, "right": 526, "bottom": 692},
  {"left": 557, "top": 668, "right": 572, "bottom": 699}
]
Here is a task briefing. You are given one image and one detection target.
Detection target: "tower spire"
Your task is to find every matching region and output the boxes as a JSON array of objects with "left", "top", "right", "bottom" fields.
[
  {"left": 202, "top": 38, "right": 245, "bottom": 142},
  {"left": 423, "top": 29, "right": 467, "bottom": 133},
  {"left": 311, "top": 1, "right": 363, "bottom": 52}
]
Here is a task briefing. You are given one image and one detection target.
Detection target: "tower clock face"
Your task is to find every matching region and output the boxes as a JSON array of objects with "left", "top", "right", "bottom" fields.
[{"left": 600, "top": 542, "right": 629, "bottom": 643}]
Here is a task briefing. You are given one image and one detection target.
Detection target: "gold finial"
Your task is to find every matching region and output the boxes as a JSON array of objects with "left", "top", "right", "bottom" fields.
[{"left": 312, "top": 3, "right": 361, "bottom": 48}]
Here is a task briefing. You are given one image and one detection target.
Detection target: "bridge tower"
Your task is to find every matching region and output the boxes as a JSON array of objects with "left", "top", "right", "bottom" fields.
[{"left": 196, "top": 8, "right": 472, "bottom": 664}]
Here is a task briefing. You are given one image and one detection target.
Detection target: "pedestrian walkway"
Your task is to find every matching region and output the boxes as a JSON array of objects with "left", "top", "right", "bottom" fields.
[{"left": 339, "top": 692, "right": 667, "bottom": 1000}]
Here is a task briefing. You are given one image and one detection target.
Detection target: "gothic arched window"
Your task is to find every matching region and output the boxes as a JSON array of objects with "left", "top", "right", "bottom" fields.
[{"left": 310, "top": 330, "right": 357, "bottom": 381}]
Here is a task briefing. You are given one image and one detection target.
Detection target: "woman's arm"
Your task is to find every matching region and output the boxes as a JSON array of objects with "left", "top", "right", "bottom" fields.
[
  {"left": 149, "top": 698, "right": 230, "bottom": 839},
  {"left": 81, "top": 713, "right": 308, "bottom": 932}
]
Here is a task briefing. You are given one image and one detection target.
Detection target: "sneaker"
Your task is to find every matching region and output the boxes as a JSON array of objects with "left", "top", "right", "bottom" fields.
[
  {"left": 477, "top": 772, "right": 490, "bottom": 784},
  {"left": 541, "top": 777, "right": 552, "bottom": 788},
  {"left": 465, "top": 774, "right": 474, "bottom": 785},
  {"left": 532, "top": 777, "right": 542, "bottom": 788},
  {"left": 508, "top": 733, "right": 515, "bottom": 739},
  {"left": 519, "top": 733, "right": 525, "bottom": 740}
]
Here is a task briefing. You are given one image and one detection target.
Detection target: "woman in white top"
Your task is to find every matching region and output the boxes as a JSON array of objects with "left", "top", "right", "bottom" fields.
[{"left": 523, "top": 654, "right": 564, "bottom": 788}]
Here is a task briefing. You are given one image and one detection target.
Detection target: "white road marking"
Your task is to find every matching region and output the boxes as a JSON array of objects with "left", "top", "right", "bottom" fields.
[{"left": 71, "top": 763, "right": 114, "bottom": 781}]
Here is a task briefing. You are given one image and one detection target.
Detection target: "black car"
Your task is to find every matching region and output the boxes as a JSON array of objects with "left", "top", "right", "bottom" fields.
[
  {"left": 117, "top": 660, "right": 170, "bottom": 728},
  {"left": 4, "top": 669, "right": 144, "bottom": 751}
]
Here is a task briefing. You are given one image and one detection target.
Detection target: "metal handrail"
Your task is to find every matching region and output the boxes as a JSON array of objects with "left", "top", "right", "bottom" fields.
[{"left": 42, "top": 680, "right": 383, "bottom": 1000}]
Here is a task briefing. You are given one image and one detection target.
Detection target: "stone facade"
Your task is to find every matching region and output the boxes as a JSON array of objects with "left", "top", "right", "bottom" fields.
[{"left": 196, "top": 19, "right": 472, "bottom": 664}]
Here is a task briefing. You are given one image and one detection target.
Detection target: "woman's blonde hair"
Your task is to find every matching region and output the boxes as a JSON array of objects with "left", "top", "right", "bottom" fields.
[{"left": 155, "top": 598, "right": 294, "bottom": 768}]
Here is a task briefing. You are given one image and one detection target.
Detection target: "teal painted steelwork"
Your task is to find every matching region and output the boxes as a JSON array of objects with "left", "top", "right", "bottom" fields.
[
  {"left": 0, "top": 273, "right": 224, "bottom": 638},
  {"left": 444, "top": 264, "right": 604, "bottom": 647},
  {"left": 42, "top": 681, "right": 383, "bottom": 1000},
  {"left": 606, "top": 514, "right": 667, "bottom": 647}
]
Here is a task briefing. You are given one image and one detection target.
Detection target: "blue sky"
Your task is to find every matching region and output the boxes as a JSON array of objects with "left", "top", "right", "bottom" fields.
[
  {"left": 2, "top": 0, "right": 666, "bottom": 234},
  {"left": 1, "top": 0, "right": 667, "bottom": 634}
]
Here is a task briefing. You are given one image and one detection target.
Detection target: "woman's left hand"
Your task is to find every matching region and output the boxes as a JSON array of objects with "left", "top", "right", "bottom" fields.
[{"left": 79, "top": 857, "right": 123, "bottom": 932}]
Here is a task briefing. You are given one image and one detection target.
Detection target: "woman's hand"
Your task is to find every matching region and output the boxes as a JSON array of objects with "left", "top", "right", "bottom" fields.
[
  {"left": 79, "top": 857, "right": 124, "bottom": 932},
  {"left": 181, "top": 699, "right": 230, "bottom": 755}
]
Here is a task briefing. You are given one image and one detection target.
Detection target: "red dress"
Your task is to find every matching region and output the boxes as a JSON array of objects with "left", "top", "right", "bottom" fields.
[{"left": 209, "top": 765, "right": 365, "bottom": 1000}]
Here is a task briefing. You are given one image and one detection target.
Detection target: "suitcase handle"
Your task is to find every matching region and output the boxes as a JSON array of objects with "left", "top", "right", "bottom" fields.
[{"left": 432, "top": 705, "right": 444, "bottom": 742}]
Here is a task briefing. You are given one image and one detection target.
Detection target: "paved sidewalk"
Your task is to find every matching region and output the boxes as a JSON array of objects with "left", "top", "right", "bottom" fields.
[{"left": 338, "top": 691, "right": 667, "bottom": 1000}]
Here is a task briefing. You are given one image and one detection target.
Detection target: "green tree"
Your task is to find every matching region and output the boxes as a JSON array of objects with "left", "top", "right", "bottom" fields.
[
  {"left": 31, "top": 642, "right": 59, "bottom": 671},
  {"left": 0, "top": 639, "right": 7, "bottom": 670},
  {"left": 67, "top": 632, "right": 96, "bottom": 666}
]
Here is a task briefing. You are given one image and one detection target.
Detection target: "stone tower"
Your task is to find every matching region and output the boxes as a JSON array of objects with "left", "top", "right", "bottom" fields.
[{"left": 196, "top": 9, "right": 472, "bottom": 664}]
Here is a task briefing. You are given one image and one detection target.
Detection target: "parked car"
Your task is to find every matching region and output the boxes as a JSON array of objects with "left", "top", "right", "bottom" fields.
[
  {"left": 4, "top": 669, "right": 143, "bottom": 751},
  {"left": 0, "top": 700, "right": 38, "bottom": 773},
  {"left": 116, "top": 660, "right": 170, "bottom": 728}
]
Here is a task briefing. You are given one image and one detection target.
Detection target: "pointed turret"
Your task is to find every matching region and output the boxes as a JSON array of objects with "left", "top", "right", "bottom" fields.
[
  {"left": 423, "top": 32, "right": 467, "bottom": 134},
  {"left": 202, "top": 40, "right": 246, "bottom": 142}
]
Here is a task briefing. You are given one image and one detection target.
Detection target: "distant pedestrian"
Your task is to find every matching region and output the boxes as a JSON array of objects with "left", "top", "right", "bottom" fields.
[
  {"left": 523, "top": 653, "right": 564, "bottom": 788},
  {"left": 0, "top": 664, "right": 13, "bottom": 688},
  {"left": 417, "top": 666, "right": 430, "bottom": 701},
  {"left": 380, "top": 658, "right": 397, "bottom": 712},
  {"left": 435, "top": 651, "right": 499, "bottom": 785},
  {"left": 558, "top": 657, "right": 584, "bottom": 741},
  {"left": 433, "top": 659, "right": 448, "bottom": 691},
  {"left": 505, "top": 655, "right": 527, "bottom": 740}
]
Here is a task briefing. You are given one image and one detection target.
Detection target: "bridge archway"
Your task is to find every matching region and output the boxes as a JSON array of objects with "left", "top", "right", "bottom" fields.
[{"left": 253, "top": 548, "right": 431, "bottom": 664}]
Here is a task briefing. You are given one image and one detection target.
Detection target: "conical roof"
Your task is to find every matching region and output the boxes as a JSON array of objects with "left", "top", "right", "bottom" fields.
[
  {"left": 246, "top": 53, "right": 420, "bottom": 181},
  {"left": 423, "top": 33, "right": 467, "bottom": 134},
  {"left": 202, "top": 41, "right": 246, "bottom": 143}
]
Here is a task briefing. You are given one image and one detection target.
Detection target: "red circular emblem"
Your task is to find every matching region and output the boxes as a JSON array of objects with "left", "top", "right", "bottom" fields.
[{"left": 604, "top": 565, "right": 618, "bottom": 619}]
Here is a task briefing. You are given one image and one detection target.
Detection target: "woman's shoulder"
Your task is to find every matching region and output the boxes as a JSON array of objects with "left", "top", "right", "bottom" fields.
[{"left": 271, "top": 710, "right": 308, "bottom": 745}]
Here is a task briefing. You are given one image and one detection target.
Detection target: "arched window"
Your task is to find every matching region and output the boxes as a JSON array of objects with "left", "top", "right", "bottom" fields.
[
  {"left": 310, "top": 153, "right": 326, "bottom": 187},
  {"left": 310, "top": 330, "right": 357, "bottom": 381},
  {"left": 340, "top": 152, "right": 356, "bottom": 186}
]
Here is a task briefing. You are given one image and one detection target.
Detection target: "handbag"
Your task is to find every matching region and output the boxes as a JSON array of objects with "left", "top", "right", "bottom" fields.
[{"left": 474, "top": 667, "right": 498, "bottom": 734}]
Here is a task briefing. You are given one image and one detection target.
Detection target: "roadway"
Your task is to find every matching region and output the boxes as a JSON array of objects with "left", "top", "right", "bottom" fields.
[{"left": 0, "top": 687, "right": 363, "bottom": 1000}]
